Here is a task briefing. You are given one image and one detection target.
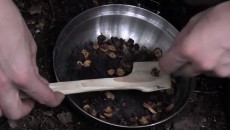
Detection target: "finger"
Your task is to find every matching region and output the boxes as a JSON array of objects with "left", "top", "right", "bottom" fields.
[
  {"left": 171, "top": 8, "right": 210, "bottom": 47},
  {"left": 159, "top": 17, "right": 196, "bottom": 73},
  {"left": 0, "top": 86, "right": 34, "bottom": 120},
  {"left": 38, "top": 75, "right": 49, "bottom": 85},
  {"left": 159, "top": 46, "right": 188, "bottom": 74},
  {"left": 28, "top": 40, "right": 64, "bottom": 106},
  {"left": 33, "top": 62, "right": 49, "bottom": 85},
  {"left": 0, "top": 108, "right": 2, "bottom": 117},
  {"left": 30, "top": 41, "right": 49, "bottom": 85},
  {"left": 176, "top": 63, "right": 201, "bottom": 77},
  {"left": 21, "top": 70, "right": 64, "bottom": 107},
  {"left": 7, "top": 120, "right": 17, "bottom": 128},
  {"left": 213, "top": 65, "right": 230, "bottom": 78}
]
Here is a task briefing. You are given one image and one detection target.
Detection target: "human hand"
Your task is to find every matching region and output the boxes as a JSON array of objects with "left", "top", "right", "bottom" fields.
[
  {"left": 0, "top": 0, "right": 64, "bottom": 120},
  {"left": 185, "top": 0, "right": 224, "bottom": 6},
  {"left": 159, "top": 1, "right": 230, "bottom": 77}
]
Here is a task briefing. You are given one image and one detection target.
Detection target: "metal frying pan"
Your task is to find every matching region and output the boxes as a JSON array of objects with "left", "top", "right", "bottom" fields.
[{"left": 53, "top": 4, "right": 195, "bottom": 128}]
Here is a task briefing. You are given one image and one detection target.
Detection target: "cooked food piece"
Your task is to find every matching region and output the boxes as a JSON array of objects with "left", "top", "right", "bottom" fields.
[
  {"left": 83, "top": 104, "right": 90, "bottom": 112},
  {"left": 143, "top": 102, "right": 157, "bottom": 114},
  {"left": 104, "top": 91, "right": 115, "bottom": 100},
  {"left": 153, "top": 47, "right": 162, "bottom": 59},
  {"left": 108, "top": 45, "right": 117, "bottom": 51},
  {"left": 81, "top": 49, "right": 90, "bottom": 59},
  {"left": 93, "top": 43, "right": 100, "bottom": 50},
  {"left": 83, "top": 60, "right": 92, "bottom": 67},
  {"left": 108, "top": 52, "right": 117, "bottom": 59},
  {"left": 116, "top": 68, "right": 125, "bottom": 76},
  {"left": 107, "top": 69, "right": 115, "bottom": 76},
  {"left": 151, "top": 67, "right": 160, "bottom": 77},
  {"left": 97, "top": 34, "right": 106, "bottom": 43},
  {"left": 165, "top": 104, "right": 174, "bottom": 112},
  {"left": 139, "top": 116, "right": 149, "bottom": 125},
  {"left": 103, "top": 106, "right": 113, "bottom": 118}
]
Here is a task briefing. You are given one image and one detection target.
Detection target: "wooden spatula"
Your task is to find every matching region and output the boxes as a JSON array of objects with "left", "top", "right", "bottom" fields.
[
  {"left": 49, "top": 61, "right": 171, "bottom": 94},
  {"left": 21, "top": 61, "right": 171, "bottom": 98}
]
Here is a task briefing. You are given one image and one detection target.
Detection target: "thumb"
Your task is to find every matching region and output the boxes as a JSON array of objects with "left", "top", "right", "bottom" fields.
[
  {"left": 159, "top": 46, "right": 187, "bottom": 74},
  {"left": 21, "top": 69, "right": 64, "bottom": 107}
]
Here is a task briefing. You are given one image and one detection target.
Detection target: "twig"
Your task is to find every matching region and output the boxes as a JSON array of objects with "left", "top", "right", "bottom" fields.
[{"left": 40, "top": 117, "right": 47, "bottom": 128}]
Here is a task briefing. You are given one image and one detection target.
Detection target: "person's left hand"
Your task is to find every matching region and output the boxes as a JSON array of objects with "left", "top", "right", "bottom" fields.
[{"left": 0, "top": 0, "right": 64, "bottom": 121}]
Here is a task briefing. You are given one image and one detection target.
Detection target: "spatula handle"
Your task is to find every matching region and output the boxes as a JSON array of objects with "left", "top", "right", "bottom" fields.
[
  {"left": 49, "top": 78, "right": 143, "bottom": 94},
  {"left": 20, "top": 72, "right": 171, "bottom": 98},
  {"left": 49, "top": 76, "right": 170, "bottom": 94},
  {"left": 19, "top": 78, "right": 144, "bottom": 98}
]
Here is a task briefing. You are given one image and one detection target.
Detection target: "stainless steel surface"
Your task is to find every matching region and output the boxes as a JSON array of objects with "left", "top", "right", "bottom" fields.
[
  {"left": 54, "top": 4, "right": 178, "bottom": 79},
  {"left": 53, "top": 4, "right": 194, "bottom": 128}
]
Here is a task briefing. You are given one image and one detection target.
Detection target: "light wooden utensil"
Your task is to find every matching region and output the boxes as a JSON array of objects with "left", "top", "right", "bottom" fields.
[
  {"left": 21, "top": 61, "right": 171, "bottom": 98},
  {"left": 50, "top": 61, "right": 171, "bottom": 94}
]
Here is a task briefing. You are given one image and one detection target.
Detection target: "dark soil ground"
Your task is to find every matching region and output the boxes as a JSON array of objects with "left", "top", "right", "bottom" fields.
[{"left": 0, "top": 0, "right": 228, "bottom": 129}]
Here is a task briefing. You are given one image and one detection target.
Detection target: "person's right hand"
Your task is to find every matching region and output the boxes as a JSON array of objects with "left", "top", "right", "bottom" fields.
[
  {"left": 0, "top": 0, "right": 64, "bottom": 120},
  {"left": 159, "top": 1, "right": 230, "bottom": 77}
]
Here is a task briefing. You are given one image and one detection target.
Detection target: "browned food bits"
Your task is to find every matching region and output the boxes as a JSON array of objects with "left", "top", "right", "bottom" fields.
[
  {"left": 143, "top": 102, "right": 157, "bottom": 114},
  {"left": 104, "top": 106, "right": 113, "bottom": 113},
  {"left": 107, "top": 69, "right": 115, "bottom": 76},
  {"left": 108, "top": 45, "right": 117, "bottom": 51},
  {"left": 139, "top": 116, "right": 149, "bottom": 125},
  {"left": 77, "top": 60, "right": 92, "bottom": 68},
  {"left": 141, "top": 46, "right": 148, "bottom": 52},
  {"left": 151, "top": 67, "right": 160, "bottom": 77},
  {"left": 91, "top": 109, "right": 97, "bottom": 117},
  {"left": 165, "top": 104, "right": 174, "bottom": 112},
  {"left": 83, "top": 60, "right": 92, "bottom": 67},
  {"left": 74, "top": 35, "right": 175, "bottom": 126},
  {"left": 103, "top": 106, "right": 113, "bottom": 118},
  {"left": 81, "top": 49, "right": 90, "bottom": 59},
  {"left": 76, "top": 61, "right": 83, "bottom": 66},
  {"left": 126, "top": 38, "right": 134, "bottom": 47},
  {"left": 100, "top": 47, "right": 109, "bottom": 52},
  {"left": 153, "top": 47, "right": 162, "bottom": 59},
  {"left": 104, "top": 112, "right": 113, "bottom": 118},
  {"left": 134, "top": 43, "right": 140, "bottom": 50},
  {"left": 105, "top": 91, "right": 115, "bottom": 100},
  {"left": 116, "top": 68, "right": 125, "bottom": 76},
  {"left": 99, "top": 114, "right": 105, "bottom": 119},
  {"left": 156, "top": 101, "right": 162, "bottom": 106},
  {"left": 93, "top": 43, "right": 100, "bottom": 50},
  {"left": 108, "top": 52, "right": 117, "bottom": 59},
  {"left": 83, "top": 104, "right": 90, "bottom": 112},
  {"left": 97, "top": 34, "right": 106, "bottom": 43}
]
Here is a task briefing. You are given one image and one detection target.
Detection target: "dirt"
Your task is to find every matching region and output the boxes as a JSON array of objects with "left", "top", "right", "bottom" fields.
[{"left": 0, "top": 0, "right": 228, "bottom": 130}]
